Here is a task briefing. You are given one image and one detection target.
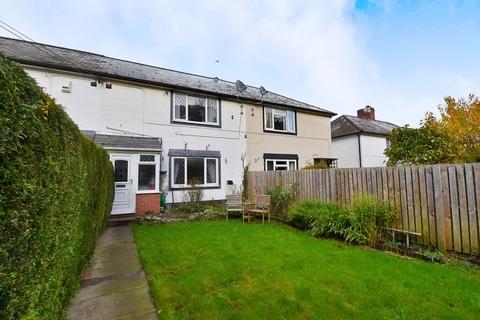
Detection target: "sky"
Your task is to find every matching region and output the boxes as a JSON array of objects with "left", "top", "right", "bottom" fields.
[{"left": 1, "top": 0, "right": 479, "bottom": 126}]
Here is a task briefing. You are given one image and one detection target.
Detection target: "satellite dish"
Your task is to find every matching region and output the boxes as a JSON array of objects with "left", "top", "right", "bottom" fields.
[
  {"left": 259, "top": 86, "right": 268, "bottom": 96},
  {"left": 236, "top": 80, "right": 247, "bottom": 93}
]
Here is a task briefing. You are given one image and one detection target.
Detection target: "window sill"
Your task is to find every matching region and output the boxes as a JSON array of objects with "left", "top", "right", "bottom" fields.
[
  {"left": 170, "top": 185, "right": 221, "bottom": 190},
  {"left": 171, "top": 120, "right": 221, "bottom": 128},
  {"left": 263, "top": 129, "right": 297, "bottom": 135},
  {"left": 136, "top": 190, "right": 162, "bottom": 194}
]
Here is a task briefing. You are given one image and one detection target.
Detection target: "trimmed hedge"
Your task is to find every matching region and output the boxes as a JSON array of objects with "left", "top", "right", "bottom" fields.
[{"left": 0, "top": 54, "right": 114, "bottom": 319}]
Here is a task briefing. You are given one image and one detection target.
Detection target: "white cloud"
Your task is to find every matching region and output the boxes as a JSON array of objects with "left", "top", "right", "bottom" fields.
[{"left": 1, "top": 0, "right": 475, "bottom": 126}]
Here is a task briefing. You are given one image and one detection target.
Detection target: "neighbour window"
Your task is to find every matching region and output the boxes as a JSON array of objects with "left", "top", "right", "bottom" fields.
[
  {"left": 173, "top": 92, "right": 220, "bottom": 126},
  {"left": 171, "top": 157, "right": 219, "bottom": 188},
  {"left": 265, "top": 159, "right": 297, "bottom": 171},
  {"left": 138, "top": 154, "right": 158, "bottom": 191},
  {"left": 313, "top": 158, "right": 338, "bottom": 168},
  {"left": 264, "top": 107, "right": 296, "bottom": 133}
]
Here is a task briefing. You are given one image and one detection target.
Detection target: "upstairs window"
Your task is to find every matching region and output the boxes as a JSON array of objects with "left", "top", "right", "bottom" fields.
[
  {"left": 264, "top": 107, "right": 296, "bottom": 133},
  {"left": 173, "top": 92, "right": 220, "bottom": 126}
]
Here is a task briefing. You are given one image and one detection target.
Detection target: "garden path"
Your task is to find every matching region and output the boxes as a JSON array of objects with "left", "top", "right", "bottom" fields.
[{"left": 67, "top": 225, "right": 157, "bottom": 320}]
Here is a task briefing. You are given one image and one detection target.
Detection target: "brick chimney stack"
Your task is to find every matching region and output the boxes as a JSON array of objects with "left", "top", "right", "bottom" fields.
[{"left": 357, "top": 105, "right": 375, "bottom": 121}]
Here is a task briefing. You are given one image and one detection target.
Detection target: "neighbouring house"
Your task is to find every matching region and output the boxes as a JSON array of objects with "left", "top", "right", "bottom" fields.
[
  {"left": 331, "top": 106, "right": 397, "bottom": 168},
  {"left": 0, "top": 36, "right": 335, "bottom": 216}
]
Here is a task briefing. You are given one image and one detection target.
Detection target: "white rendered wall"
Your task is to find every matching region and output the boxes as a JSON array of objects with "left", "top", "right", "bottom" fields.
[
  {"left": 331, "top": 135, "right": 360, "bottom": 168},
  {"left": 25, "top": 67, "right": 247, "bottom": 204},
  {"left": 359, "top": 135, "right": 388, "bottom": 167}
]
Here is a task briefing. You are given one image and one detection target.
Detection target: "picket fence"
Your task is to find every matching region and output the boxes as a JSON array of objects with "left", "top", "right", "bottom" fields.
[{"left": 247, "top": 163, "right": 480, "bottom": 254}]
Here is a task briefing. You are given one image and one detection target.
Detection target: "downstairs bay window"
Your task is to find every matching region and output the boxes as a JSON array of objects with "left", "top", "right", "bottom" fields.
[{"left": 169, "top": 149, "right": 221, "bottom": 189}]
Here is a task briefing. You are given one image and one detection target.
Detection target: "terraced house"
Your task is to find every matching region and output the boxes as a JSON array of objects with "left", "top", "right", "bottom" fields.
[{"left": 0, "top": 36, "right": 336, "bottom": 216}]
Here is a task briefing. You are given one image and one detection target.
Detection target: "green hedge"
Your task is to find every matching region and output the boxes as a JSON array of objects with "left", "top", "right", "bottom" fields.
[{"left": 0, "top": 54, "right": 114, "bottom": 319}]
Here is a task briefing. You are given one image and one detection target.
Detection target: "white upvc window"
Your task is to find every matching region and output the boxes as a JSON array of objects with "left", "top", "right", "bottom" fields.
[
  {"left": 265, "top": 159, "right": 297, "bottom": 171},
  {"left": 171, "top": 157, "right": 219, "bottom": 188},
  {"left": 264, "top": 107, "right": 296, "bottom": 133},
  {"left": 173, "top": 92, "right": 220, "bottom": 126},
  {"left": 137, "top": 154, "right": 160, "bottom": 193}
]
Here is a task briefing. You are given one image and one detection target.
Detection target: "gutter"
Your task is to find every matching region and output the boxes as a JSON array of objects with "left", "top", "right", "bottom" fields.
[
  {"left": 102, "top": 147, "right": 163, "bottom": 152},
  {"left": 357, "top": 133, "right": 362, "bottom": 168}
]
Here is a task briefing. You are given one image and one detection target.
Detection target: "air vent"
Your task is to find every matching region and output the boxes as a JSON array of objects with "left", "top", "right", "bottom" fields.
[{"left": 61, "top": 81, "right": 72, "bottom": 93}]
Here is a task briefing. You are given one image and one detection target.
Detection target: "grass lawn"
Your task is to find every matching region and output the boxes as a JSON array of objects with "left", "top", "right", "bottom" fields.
[{"left": 133, "top": 221, "right": 480, "bottom": 319}]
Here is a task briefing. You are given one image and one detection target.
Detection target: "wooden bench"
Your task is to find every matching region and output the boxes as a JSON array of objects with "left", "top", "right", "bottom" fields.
[
  {"left": 244, "top": 194, "right": 271, "bottom": 224},
  {"left": 225, "top": 194, "right": 243, "bottom": 220},
  {"left": 383, "top": 227, "right": 422, "bottom": 247}
]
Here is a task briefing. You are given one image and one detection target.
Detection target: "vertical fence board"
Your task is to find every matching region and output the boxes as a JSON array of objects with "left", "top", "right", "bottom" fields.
[
  {"left": 371, "top": 169, "right": 378, "bottom": 199},
  {"left": 365, "top": 168, "right": 373, "bottom": 195},
  {"left": 361, "top": 168, "right": 367, "bottom": 194},
  {"left": 387, "top": 167, "right": 395, "bottom": 210},
  {"left": 348, "top": 169, "right": 354, "bottom": 203},
  {"left": 411, "top": 166, "right": 422, "bottom": 235},
  {"left": 441, "top": 167, "right": 453, "bottom": 251},
  {"left": 399, "top": 166, "right": 408, "bottom": 230},
  {"left": 393, "top": 167, "right": 402, "bottom": 229},
  {"left": 457, "top": 164, "right": 470, "bottom": 254},
  {"left": 381, "top": 168, "right": 389, "bottom": 202},
  {"left": 425, "top": 166, "right": 437, "bottom": 247},
  {"left": 405, "top": 166, "right": 415, "bottom": 231},
  {"left": 418, "top": 166, "right": 430, "bottom": 245},
  {"left": 376, "top": 168, "right": 383, "bottom": 200},
  {"left": 465, "top": 164, "right": 478, "bottom": 253},
  {"left": 474, "top": 164, "right": 480, "bottom": 252},
  {"left": 448, "top": 166, "right": 461, "bottom": 252},
  {"left": 433, "top": 166, "right": 446, "bottom": 252},
  {"left": 356, "top": 169, "right": 362, "bottom": 196}
]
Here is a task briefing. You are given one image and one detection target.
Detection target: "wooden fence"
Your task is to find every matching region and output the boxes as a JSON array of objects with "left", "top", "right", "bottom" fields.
[{"left": 247, "top": 163, "right": 480, "bottom": 255}]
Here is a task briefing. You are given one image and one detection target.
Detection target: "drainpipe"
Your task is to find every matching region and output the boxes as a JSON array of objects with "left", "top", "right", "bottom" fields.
[{"left": 357, "top": 133, "right": 362, "bottom": 168}]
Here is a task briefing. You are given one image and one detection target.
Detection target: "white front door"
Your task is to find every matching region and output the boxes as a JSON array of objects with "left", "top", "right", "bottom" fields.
[{"left": 111, "top": 154, "right": 136, "bottom": 215}]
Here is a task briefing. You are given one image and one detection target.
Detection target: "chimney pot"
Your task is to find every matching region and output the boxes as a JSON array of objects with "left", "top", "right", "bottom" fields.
[{"left": 357, "top": 105, "right": 375, "bottom": 121}]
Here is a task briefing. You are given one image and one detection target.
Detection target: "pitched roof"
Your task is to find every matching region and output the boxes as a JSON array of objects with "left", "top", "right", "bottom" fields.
[
  {"left": 331, "top": 115, "right": 397, "bottom": 138},
  {"left": 82, "top": 131, "right": 162, "bottom": 150},
  {"left": 0, "top": 36, "right": 335, "bottom": 116}
]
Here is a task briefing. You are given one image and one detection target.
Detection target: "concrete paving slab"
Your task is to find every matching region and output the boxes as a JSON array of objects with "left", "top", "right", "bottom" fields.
[{"left": 67, "top": 225, "right": 157, "bottom": 320}]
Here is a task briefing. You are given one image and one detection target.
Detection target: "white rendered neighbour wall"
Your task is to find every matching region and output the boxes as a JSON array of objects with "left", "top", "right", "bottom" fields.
[
  {"left": 359, "top": 135, "right": 388, "bottom": 167},
  {"left": 331, "top": 135, "right": 360, "bottom": 168},
  {"left": 24, "top": 66, "right": 247, "bottom": 204}
]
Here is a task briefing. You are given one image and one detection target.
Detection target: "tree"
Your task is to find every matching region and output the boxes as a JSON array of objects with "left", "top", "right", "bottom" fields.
[
  {"left": 426, "top": 94, "right": 480, "bottom": 163},
  {"left": 385, "top": 93, "right": 480, "bottom": 165},
  {"left": 385, "top": 125, "right": 454, "bottom": 165}
]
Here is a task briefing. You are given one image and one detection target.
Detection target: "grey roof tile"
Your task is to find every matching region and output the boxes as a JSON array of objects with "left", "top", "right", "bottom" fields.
[
  {"left": 0, "top": 37, "right": 335, "bottom": 116},
  {"left": 331, "top": 115, "right": 397, "bottom": 138},
  {"left": 82, "top": 131, "right": 162, "bottom": 150}
]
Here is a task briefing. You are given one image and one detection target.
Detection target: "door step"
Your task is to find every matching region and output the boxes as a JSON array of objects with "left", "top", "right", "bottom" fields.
[{"left": 108, "top": 214, "right": 137, "bottom": 226}]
